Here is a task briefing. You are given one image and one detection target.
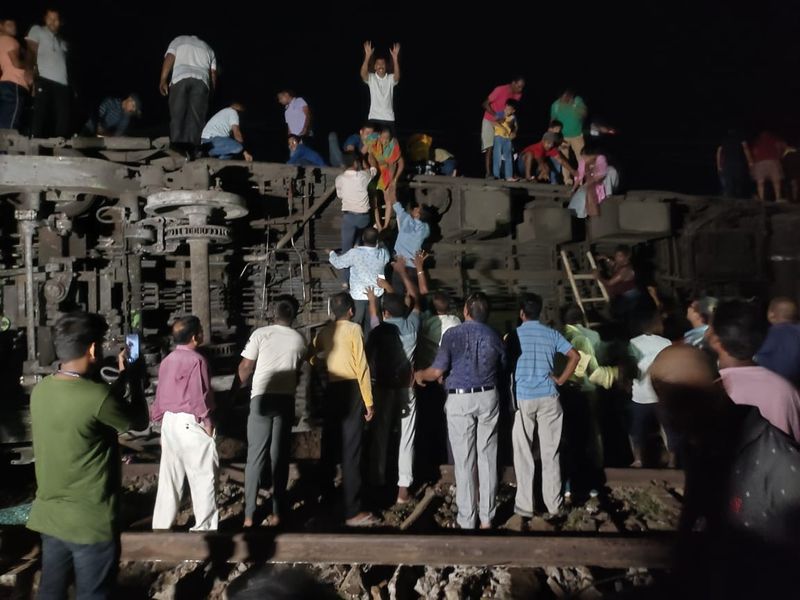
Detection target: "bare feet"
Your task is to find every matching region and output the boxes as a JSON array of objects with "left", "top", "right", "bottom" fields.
[
  {"left": 243, "top": 518, "right": 253, "bottom": 528},
  {"left": 479, "top": 521, "right": 492, "bottom": 530}
]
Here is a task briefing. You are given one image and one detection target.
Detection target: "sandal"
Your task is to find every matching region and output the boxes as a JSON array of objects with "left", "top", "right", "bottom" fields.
[
  {"left": 261, "top": 514, "right": 280, "bottom": 527},
  {"left": 345, "top": 513, "right": 380, "bottom": 527}
]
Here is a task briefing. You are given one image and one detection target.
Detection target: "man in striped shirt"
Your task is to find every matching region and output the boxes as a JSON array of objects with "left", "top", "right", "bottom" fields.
[{"left": 507, "top": 294, "right": 580, "bottom": 519}]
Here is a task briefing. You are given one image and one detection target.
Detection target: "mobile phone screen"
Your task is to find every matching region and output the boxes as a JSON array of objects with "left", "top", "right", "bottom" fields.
[{"left": 125, "top": 334, "right": 140, "bottom": 363}]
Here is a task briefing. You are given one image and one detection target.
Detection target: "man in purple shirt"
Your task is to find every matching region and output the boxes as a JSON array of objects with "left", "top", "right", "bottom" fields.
[
  {"left": 151, "top": 316, "right": 218, "bottom": 531},
  {"left": 415, "top": 292, "right": 506, "bottom": 529},
  {"left": 708, "top": 300, "right": 800, "bottom": 443},
  {"left": 277, "top": 88, "right": 311, "bottom": 138}
]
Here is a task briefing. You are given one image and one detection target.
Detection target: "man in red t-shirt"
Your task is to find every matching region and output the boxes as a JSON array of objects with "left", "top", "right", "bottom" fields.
[
  {"left": 518, "top": 132, "right": 575, "bottom": 182},
  {"left": 480, "top": 77, "right": 525, "bottom": 177},
  {"left": 748, "top": 131, "right": 786, "bottom": 201}
]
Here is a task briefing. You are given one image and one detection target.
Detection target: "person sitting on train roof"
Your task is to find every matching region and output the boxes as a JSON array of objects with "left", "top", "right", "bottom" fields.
[
  {"left": 82, "top": 94, "right": 142, "bottom": 137},
  {"left": 200, "top": 102, "right": 253, "bottom": 161},
  {"left": 286, "top": 134, "right": 326, "bottom": 167},
  {"left": 517, "top": 131, "right": 575, "bottom": 183}
]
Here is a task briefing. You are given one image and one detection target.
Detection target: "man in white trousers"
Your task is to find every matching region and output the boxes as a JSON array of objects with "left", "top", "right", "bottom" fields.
[{"left": 151, "top": 316, "right": 218, "bottom": 530}]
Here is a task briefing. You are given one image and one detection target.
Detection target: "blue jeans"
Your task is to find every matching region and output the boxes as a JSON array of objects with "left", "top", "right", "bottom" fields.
[
  {"left": 0, "top": 81, "right": 28, "bottom": 130},
  {"left": 493, "top": 137, "right": 513, "bottom": 179},
  {"left": 515, "top": 155, "right": 562, "bottom": 182},
  {"left": 340, "top": 212, "right": 370, "bottom": 283},
  {"left": 329, "top": 132, "right": 345, "bottom": 167},
  {"left": 39, "top": 534, "right": 118, "bottom": 600},
  {"left": 203, "top": 136, "right": 243, "bottom": 159},
  {"left": 439, "top": 158, "right": 457, "bottom": 176}
]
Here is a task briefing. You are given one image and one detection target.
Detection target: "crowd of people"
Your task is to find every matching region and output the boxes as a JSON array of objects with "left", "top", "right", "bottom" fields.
[
  {"left": 26, "top": 246, "right": 800, "bottom": 595},
  {"left": 8, "top": 8, "right": 800, "bottom": 598},
  {"left": 4, "top": 10, "right": 800, "bottom": 213},
  {"left": 0, "top": 10, "right": 624, "bottom": 220}
]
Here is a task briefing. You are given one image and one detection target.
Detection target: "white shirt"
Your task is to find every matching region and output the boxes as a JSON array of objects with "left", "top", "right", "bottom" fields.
[
  {"left": 166, "top": 35, "right": 217, "bottom": 87},
  {"left": 629, "top": 334, "right": 672, "bottom": 404},
  {"left": 202, "top": 107, "right": 239, "bottom": 140},
  {"left": 367, "top": 72, "right": 397, "bottom": 121},
  {"left": 241, "top": 324, "right": 307, "bottom": 398},
  {"left": 26, "top": 25, "right": 68, "bottom": 85},
  {"left": 335, "top": 168, "right": 376, "bottom": 213}
]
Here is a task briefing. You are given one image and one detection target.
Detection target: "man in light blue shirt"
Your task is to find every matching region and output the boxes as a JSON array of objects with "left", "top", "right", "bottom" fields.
[
  {"left": 507, "top": 293, "right": 580, "bottom": 519},
  {"left": 391, "top": 200, "right": 430, "bottom": 296},
  {"left": 329, "top": 227, "right": 389, "bottom": 332}
]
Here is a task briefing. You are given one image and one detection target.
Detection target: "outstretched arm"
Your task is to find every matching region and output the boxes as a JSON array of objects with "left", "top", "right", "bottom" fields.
[
  {"left": 554, "top": 152, "right": 576, "bottom": 178},
  {"left": 360, "top": 41, "right": 373, "bottom": 83},
  {"left": 415, "top": 366, "right": 444, "bottom": 387},
  {"left": 366, "top": 286, "right": 380, "bottom": 329},
  {"left": 414, "top": 251, "right": 430, "bottom": 296},
  {"left": 393, "top": 257, "right": 418, "bottom": 308},
  {"left": 390, "top": 43, "right": 401, "bottom": 83}
]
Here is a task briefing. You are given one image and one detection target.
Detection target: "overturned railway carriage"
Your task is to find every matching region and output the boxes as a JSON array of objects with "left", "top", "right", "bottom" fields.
[{"left": 1, "top": 132, "right": 798, "bottom": 461}]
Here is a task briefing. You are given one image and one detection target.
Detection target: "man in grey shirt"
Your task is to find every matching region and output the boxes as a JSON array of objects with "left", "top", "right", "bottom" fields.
[
  {"left": 160, "top": 35, "right": 217, "bottom": 158},
  {"left": 26, "top": 8, "right": 70, "bottom": 138}
]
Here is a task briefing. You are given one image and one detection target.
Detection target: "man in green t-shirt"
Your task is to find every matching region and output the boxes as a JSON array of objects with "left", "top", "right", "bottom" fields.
[
  {"left": 550, "top": 89, "right": 588, "bottom": 181},
  {"left": 27, "top": 312, "right": 148, "bottom": 599}
]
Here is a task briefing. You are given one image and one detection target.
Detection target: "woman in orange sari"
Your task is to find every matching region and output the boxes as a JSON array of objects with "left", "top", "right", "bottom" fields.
[{"left": 365, "top": 126, "right": 405, "bottom": 230}]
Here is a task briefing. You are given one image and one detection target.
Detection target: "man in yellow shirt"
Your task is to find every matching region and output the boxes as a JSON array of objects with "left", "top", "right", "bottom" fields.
[{"left": 312, "top": 292, "right": 377, "bottom": 526}]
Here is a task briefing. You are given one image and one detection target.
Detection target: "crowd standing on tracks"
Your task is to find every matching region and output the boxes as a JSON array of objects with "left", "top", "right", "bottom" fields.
[
  {"left": 25, "top": 279, "right": 800, "bottom": 597},
  {"left": 6, "top": 8, "right": 800, "bottom": 598}
]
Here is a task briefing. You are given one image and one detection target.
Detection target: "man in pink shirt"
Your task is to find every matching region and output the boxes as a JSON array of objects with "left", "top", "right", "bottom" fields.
[
  {"left": 151, "top": 316, "right": 219, "bottom": 530},
  {"left": 481, "top": 77, "right": 525, "bottom": 177},
  {"left": 0, "top": 18, "right": 32, "bottom": 130},
  {"left": 708, "top": 300, "right": 800, "bottom": 443}
]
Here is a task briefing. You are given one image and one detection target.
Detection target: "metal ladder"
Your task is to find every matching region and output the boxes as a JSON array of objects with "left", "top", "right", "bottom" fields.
[{"left": 560, "top": 249, "right": 610, "bottom": 326}]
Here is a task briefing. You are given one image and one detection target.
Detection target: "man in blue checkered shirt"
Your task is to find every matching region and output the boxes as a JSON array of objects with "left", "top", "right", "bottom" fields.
[{"left": 84, "top": 94, "right": 141, "bottom": 136}]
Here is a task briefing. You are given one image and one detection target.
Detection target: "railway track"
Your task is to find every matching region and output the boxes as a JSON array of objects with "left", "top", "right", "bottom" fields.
[
  {"left": 0, "top": 465, "right": 685, "bottom": 597},
  {"left": 1, "top": 466, "right": 683, "bottom": 567}
]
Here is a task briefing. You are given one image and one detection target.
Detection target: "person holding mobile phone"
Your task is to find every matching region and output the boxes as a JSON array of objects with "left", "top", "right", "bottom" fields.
[
  {"left": 151, "top": 316, "right": 218, "bottom": 531},
  {"left": 27, "top": 312, "right": 148, "bottom": 599}
]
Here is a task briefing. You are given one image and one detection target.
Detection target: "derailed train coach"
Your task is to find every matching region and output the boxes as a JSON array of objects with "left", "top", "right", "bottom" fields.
[{"left": 1, "top": 131, "right": 798, "bottom": 462}]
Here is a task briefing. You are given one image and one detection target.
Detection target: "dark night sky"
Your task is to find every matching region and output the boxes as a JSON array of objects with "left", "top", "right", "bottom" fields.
[{"left": 11, "top": 1, "right": 800, "bottom": 192}]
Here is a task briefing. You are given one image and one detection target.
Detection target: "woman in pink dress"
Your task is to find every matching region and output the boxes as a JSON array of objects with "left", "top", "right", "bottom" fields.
[{"left": 568, "top": 148, "right": 616, "bottom": 218}]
